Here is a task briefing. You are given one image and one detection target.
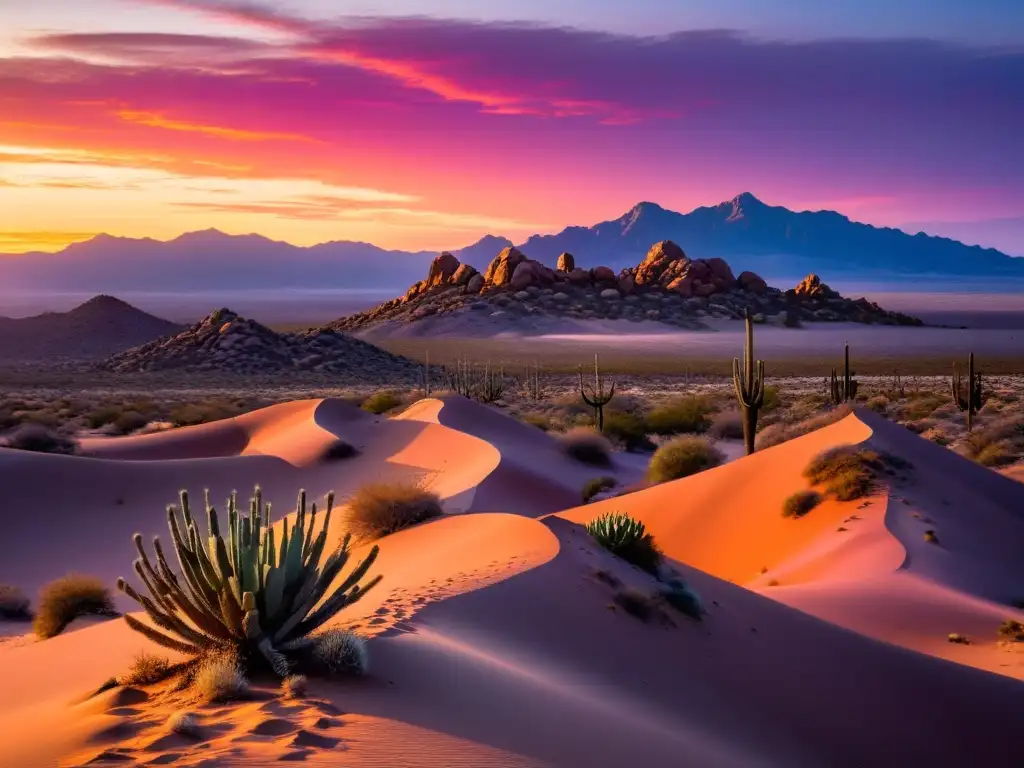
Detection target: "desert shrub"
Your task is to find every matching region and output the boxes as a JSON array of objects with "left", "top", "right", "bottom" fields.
[
  {"left": 755, "top": 404, "right": 853, "bottom": 451},
  {"left": 86, "top": 405, "right": 123, "bottom": 429},
  {"left": 866, "top": 395, "right": 889, "bottom": 415},
  {"left": 585, "top": 512, "right": 662, "bottom": 574},
  {"left": 310, "top": 629, "right": 369, "bottom": 676},
  {"left": 613, "top": 588, "right": 657, "bottom": 621},
  {"left": 282, "top": 674, "right": 308, "bottom": 699},
  {"left": 997, "top": 620, "right": 1024, "bottom": 642},
  {"left": 582, "top": 476, "right": 618, "bottom": 503},
  {"left": 193, "top": 653, "right": 249, "bottom": 703},
  {"left": 0, "top": 584, "right": 31, "bottom": 620},
  {"left": 116, "top": 487, "right": 382, "bottom": 680},
  {"left": 658, "top": 577, "right": 703, "bottom": 621},
  {"left": 168, "top": 711, "right": 201, "bottom": 738},
  {"left": 34, "top": 574, "right": 115, "bottom": 639},
  {"left": 4, "top": 423, "right": 77, "bottom": 455},
  {"left": 645, "top": 396, "right": 712, "bottom": 435},
  {"left": 169, "top": 401, "right": 241, "bottom": 427},
  {"left": 362, "top": 391, "right": 402, "bottom": 415},
  {"left": 602, "top": 409, "right": 652, "bottom": 451},
  {"left": 924, "top": 529, "right": 939, "bottom": 544},
  {"left": 522, "top": 413, "right": 552, "bottom": 431},
  {"left": 113, "top": 410, "right": 150, "bottom": 435},
  {"left": 348, "top": 480, "right": 443, "bottom": 539},
  {"left": 558, "top": 427, "right": 612, "bottom": 466},
  {"left": 898, "top": 394, "right": 947, "bottom": 421},
  {"left": 960, "top": 427, "right": 1018, "bottom": 468},
  {"left": 321, "top": 438, "right": 357, "bottom": 462},
  {"left": 120, "top": 651, "right": 175, "bottom": 686},
  {"left": 761, "top": 385, "right": 781, "bottom": 413},
  {"left": 647, "top": 436, "right": 723, "bottom": 484},
  {"left": 803, "top": 445, "right": 884, "bottom": 501},
  {"left": 947, "top": 633, "right": 970, "bottom": 644},
  {"left": 782, "top": 489, "right": 823, "bottom": 518},
  {"left": 708, "top": 409, "right": 744, "bottom": 440}
]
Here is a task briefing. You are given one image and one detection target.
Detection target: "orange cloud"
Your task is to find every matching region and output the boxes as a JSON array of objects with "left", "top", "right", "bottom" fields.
[{"left": 115, "top": 110, "right": 321, "bottom": 143}]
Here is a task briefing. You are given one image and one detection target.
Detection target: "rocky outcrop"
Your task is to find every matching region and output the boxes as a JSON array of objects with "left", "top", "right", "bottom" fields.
[
  {"left": 330, "top": 242, "right": 923, "bottom": 334},
  {"left": 102, "top": 308, "right": 419, "bottom": 381}
]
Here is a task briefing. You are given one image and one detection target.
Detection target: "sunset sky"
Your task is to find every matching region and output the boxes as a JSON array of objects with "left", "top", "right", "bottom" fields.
[{"left": 2, "top": 0, "right": 1022, "bottom": 254}]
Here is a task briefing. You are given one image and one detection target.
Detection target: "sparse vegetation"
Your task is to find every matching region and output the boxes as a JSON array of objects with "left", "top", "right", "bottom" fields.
[
  {"left": 116, "top": 486, "right": 382, "bottom": 681},
  {"left": 997, "top": 620, "right": 1024, "bottom": 643},
  {"left": 755, "top": 404, "right": 853, "bottom": 451},
  {"left": 947, "top": 633, "right": 970, "bottom": 644},
  {"left": 34, "top": 574, "right": 116, "bottom": 639},
  {"left": 924, "top": 529, "right": 939, "bottom": 544},
  {"left": 168, "top": 711, "right": 201, "bottom": 738},
  {"left": 782, "top": 489, "right": 822, "bottom": 518},
  {"left": 0, "top": 584, "right": 31, "bottom": 620},
  {"left": 647, "top": 436, "right": 723, "bottom": 484},
  {"left": 951, "top": 352, "right": 985, "bottom": 431},
  {"left": 645, "top": 396, "right": 713, "bottom": 435},
  {"left": 708, "top": 409, "right": 744, "bottom": 440},
  {"left": 803, "top": 445, "right": 885, "bottom": 501},
  {"left": 347, "top": 480, "right": 444, "bottom": 539},
  {"left": 282, "top": 674, "right": 309, "bottom": 698},
  {"left": 120, "top": 651, "right": 175, "bottom": 686},
  {"left": 582, "top": 476, "right": 618, "bottom": 503},
  {"left": 579, "top": 354, "right": 616, "bottom": 431},
  {"left": 732, "top": 309, "right": 766, "bottom": 454},
  {"left": 310, "top": 628, "right": 369, "bottom": 676},
  {"left": 658, "top": 577, "right": 703, "bottom": 621},
  {"left": 585, "top": 512, "right": 662, "bottom": 574},
  {"left": 559, "top": 427, "right": 613, "bottom": 466},
  {"left": 321, "top": 438, "right": 358, "bottom": 462},
  {"left": 602, "top": 409, "right": 652, "bottom": 451},
  {"left": 3, "top": 423, "right": 77, "bottom": 454},
  {"left": 362, "top": 391, "right": 402, "bottom": 414}
]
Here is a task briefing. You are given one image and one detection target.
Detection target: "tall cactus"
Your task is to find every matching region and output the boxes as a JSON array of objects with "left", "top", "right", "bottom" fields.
[
  {"left": 952, "top": 352, "right": 984, "bottom": 432},
  {"left": 476, "top": 361, "right": 505, "bottom": 404},
  {"left": 732, "top": 308, "right": 765, "bottom": 455},
  {"left": 117, "top": 486, "right": 381, "bottom": 676},
  {"left": 580, "top": 353, "right": 615, "bottom": 432},
  {"left": 829, "top": 343, "right": 858, "bottom": 404},
  {"left": 521, "top": 361, "right": 544, "bottom": 401}
]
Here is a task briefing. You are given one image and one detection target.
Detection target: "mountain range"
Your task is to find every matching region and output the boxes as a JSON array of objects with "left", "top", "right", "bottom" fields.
[{"left": 1, "top": 193, "right": 1020, "bottom": 293}]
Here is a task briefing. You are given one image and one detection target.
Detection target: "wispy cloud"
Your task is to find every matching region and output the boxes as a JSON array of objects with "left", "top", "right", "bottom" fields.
[{"left": 116, "top": 109, "right": 321, "bottom": 143}]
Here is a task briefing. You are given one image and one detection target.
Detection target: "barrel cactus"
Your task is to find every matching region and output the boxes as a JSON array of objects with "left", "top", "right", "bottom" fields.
[{"left": 117, "top": 486, "right": 381, "bottom": 677}]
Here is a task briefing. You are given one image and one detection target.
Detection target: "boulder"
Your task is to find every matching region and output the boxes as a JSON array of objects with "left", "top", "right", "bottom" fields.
[
  {"left": 466, "top": 274, "right": 484, "bottom": 294},
  {"left": 618, "top": 274, "right": 635, "bottom": 295},
  {"left": 600, "top": 288, "right": 621, "bottom": 300},
  {"left": 591, "top": 266, "right": 616, "bottom": 283},
  {"left": 705, "top": 257, "right": 735, "bottom": 284},
  {"left": 556, "top": 252, "right": 575, "bottom": 272},
  {"left": 738, "top": 270, "right": 768, "bottom": 294},
  {"left": 793, "top": 273, "right": 838, "bottom": 299},
  {"left": 484, "top": 247, "right": 527, "bottom": 287},
  {"left": 635, "top": 240, "right": 689, "bottom": 286},
  {"left": 666, "top": 274, "right": 694, "bottom": 297},
  {"left": 451, "top": 263, "right": 478, "bottom": 287},
  {"left": 510, "top": 259, "right": 555, "bottom": 290},
  {"left": 567, "top": 268, "right": 591, "bottom": 285},
  {"left": 425, "top": 252, "right": 460, "bottom": 288}
]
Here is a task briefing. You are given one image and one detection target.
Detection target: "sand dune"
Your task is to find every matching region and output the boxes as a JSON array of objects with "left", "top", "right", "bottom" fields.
[{"left": 2, "top": 397, "right": 1023, "bottom": 766}]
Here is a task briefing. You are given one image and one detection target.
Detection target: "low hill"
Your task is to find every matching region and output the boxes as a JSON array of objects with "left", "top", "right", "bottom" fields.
[
  {"left": 102, "top": 308, "right": 420, "bottom": 383},
  {"left": 0, "top": 295, "right": 183, "bottom": 360},
  {"left": 331, "top": 240, "right": 923, "bottom": 339}
]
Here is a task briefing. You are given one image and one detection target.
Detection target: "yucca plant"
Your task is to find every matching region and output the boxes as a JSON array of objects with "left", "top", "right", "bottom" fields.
[
  {"left": 117, "top": 486, "right": 381, "bottom": 677},
  {"left": 585, "top": 512, "right": 662, "bottom": 574}
]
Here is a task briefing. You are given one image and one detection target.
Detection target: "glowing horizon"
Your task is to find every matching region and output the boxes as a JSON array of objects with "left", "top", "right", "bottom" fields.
[{"left": 1, "top": 0, "right": 1022, "bottom": 255}]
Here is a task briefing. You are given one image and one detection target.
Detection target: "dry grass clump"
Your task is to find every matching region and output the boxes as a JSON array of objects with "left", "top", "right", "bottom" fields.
[
  {"left": 192, "top": 653, "right": 250, "bottom": 703},
  {"left": 645, "top": 396, "right": 712, "bottom": 435},
  {"left": 997, "top": 620, "right": 1024, "bottom": 643},
  {"left": 947, "top": 633, "right": 970, "bottom": 644},
  {"left": 310, "top": 629, "right": 369, "bottom": 676},
  {"left": 282, "top": 674, "right": 309, "bottom": 699},
  {"left": 320, "top": 438, "right": 358, "bottom": 462},
  {"left": 602, "top": 409, "right": 652, "bottom": 451},
  {"left": 582, "top": 476, "right": 618, "bottom": 503},
  {"left": 895, "top": 393, "right": 949, "bottom": 422},
  {"left": 802, "top": 445, "right": 885, "bottom": 502},
  {"left": 647, "top": 436, "right": 723, "bottom": 484},
  {"left": 782, "top": 489, "right": 823, "bottom": 518},
  {"left": 120, "top": 651, "right": 175, "bottom": 686},
  {"left": 658, "top": 576, "right": 704, "bottom": 621},
  {"left": 707, "top": 409, "right": 744, "bottom": 440},
  {"left": 362, "top": 391, "right": 403, "bottom": 415},
  {"left": 169, "top": 400, "right": 247, "bottom": 427},
  {"left": 347, "top": 480, "right": 443, "bottom": 539},
  {"left": 958, "top": 416, "right": 1024, "bottom": 468},
  {"left": 168, "top": 711, "right": 201, "bottom": 738},
  {"left": 0, "top": 584, "right": 32, "bottom": 620},
  {"left": 33, "top": 574, "right": 116, "bottom": 639},
  {"left": 755, "top": 404, "right": 853, "bottom": 451},
  {"left": 3, "top": 423, "right": 77, "bottom": 454},
  {"left": 558, "top": 427, "right": 613, "bottom": 466}
]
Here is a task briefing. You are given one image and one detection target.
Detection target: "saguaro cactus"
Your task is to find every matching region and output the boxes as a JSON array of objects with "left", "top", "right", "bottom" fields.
[
  {"left": 952, "top": 352, "right": 984, "bottom": 431},
  {"left": 521, "top": 361, "right": 544, "bottom": 401},
  {"left": 580, "top": 353, "right": 615, "bottom": 432},
  {"left": 829, "top": 343, "right": 858, "bottom": 404},
  {"left": 732, "top": 308, "right": 765, "bottom": 455}
]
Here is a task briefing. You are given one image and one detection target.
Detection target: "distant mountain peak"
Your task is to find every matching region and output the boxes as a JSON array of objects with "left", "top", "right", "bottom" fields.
[
  {"left": 73, "top": 294, "right": 135, "bottom": 312},
  {"left": 723, "top": 191, "right": 767, "bottom": 221}
]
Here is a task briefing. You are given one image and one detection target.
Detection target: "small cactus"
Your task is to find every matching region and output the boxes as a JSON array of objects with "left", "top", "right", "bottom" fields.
[
  {"left": 951, "top": 352, "right": 984, "bottom": 432},
  {"left": 580, "top": 354, "right": 615, "bottom": 432},
  {"left": 732, "top": 308, "right": 765, "bottom": 456},
  {"left": 829, "top": 343, "right": 858, "bottom": 404}
]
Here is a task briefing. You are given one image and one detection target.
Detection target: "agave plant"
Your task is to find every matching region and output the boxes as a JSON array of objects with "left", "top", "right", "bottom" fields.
[
  {"left": 117, "top": 486, "right": 381, "bottom": 677},
  {"left": 585, "top": 512, "right": 662, "bottom": 574}
]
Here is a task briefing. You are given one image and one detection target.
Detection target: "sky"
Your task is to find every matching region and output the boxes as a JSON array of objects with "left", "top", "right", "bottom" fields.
[{"left": 1, "top": 0, "right": 1022, "bottom": 255}]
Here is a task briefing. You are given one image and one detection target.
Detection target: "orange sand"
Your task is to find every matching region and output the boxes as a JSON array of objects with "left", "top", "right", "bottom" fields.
[{"left": 2, "top": 397, "right": 1023, "bottom": 767}]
